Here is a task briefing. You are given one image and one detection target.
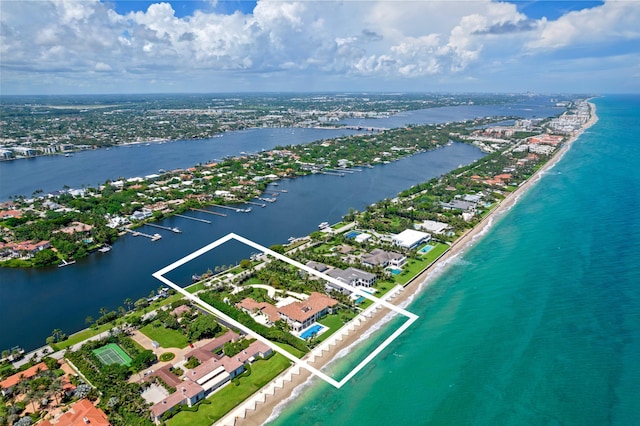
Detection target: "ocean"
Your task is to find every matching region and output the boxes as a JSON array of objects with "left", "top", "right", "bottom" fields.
[{"left": 268, "top": 95, "right": 640, "bottom": 425}]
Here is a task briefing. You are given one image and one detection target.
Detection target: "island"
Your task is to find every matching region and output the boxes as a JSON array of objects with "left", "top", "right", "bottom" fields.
[{"left": 0, "top": 97, "right": 595, "bottom": 426}]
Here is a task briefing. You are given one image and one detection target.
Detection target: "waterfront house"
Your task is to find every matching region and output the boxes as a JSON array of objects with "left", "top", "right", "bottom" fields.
[
  {"left": 392, "top": 229, "right": 431, "bottom": 249},
  {"left": 326, "top": 267, "right": 377, "bottom": 292},
  {"left": 150, "top": 380, "right": 205, "bottom": 424},
  {"left": 361, "top": 248, "right": 406, "bottom": 269},
  {"left": 415, "top": 220, "right": 450, "bottom": 235},
  {"left": 439, "top": 200, "right": 477, "bottom": 212},
  {"left": 277, "top": 292, "right": 338, "bottom": 332},
  {"left": 0, "top": 362, "right": 48, "bottom": 396}
]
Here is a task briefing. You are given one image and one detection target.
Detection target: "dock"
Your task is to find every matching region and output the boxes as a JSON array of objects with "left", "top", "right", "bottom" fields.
[
  {"left": 210, "top": 204, "right": 252, "bottom": 213},
  {"left": 326, "top": 168, "right": 354, "bottom": 174},
  {"left": 258, "top": 197, "right": 276, "bottom": 203},
  {"left": 145, "top": 223, "right": 182, "bottom": 233},
  {"left": 321, "top": 171, "right": 345, "bottom": 177},
  {"left": 192, "top": 208, "right": 227, "bottom": 217},
  {"left": 270, "top": 189, "right": 288, "bottom": 193},
  {"left": 175, "top": 214, "right": 211, "bottom": 224},
  {"left": 126, "top": 229, "right": 162, "bottom": 241},
  {"left": 245, "top": 201, "right": 267, "bottom": 208}
]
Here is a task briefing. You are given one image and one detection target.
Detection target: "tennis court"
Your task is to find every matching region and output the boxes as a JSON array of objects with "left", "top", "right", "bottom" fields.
[{"left": 92, "top": 343, "right": 132, "bottom": 366}]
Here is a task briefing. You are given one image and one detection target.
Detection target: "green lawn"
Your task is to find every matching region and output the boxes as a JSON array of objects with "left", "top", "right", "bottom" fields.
[
  {"left": 316, "top": 314, "right": 344, "bottom": 343},
  {"left": 139, "top": 322, "right": 190, "bottom": 349},
  {"left": 273, "top": 341, "right": 306, "bottom": 358},
  {"left": 167, "top": 354, "right": 291, "bottom": 426}
]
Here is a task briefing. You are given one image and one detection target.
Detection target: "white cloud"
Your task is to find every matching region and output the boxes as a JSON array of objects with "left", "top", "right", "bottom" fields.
[
  {"left": 528, "top": 0, "right": 640, "bottom": 50},
  {"left": 0, "top": 0, "right": 637, "bottom": 93}
]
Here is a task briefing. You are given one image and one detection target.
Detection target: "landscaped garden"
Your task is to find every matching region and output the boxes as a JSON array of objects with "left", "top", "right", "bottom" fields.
[{"left": 166, "top": 353, "right": 291, "bottom": 426}]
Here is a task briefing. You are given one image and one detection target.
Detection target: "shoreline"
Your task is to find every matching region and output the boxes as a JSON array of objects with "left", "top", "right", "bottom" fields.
[{"left": 222, "top": 102, "right": 599, "bottom": 426}]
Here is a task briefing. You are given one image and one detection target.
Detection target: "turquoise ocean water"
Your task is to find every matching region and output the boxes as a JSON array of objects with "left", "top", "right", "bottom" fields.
[{"left": 268, "top": 95, "right": 640, "bottom": 425}]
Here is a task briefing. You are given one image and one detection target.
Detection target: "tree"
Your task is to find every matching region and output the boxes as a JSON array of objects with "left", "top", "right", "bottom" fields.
[
  {"left": 124, "top": 298, "right": 133, "bottom": 312},
  {"left": 134, "top": 298, "right": 148, "bottom": 310},
  {"left": 32, "top": 249, "right": 58, "bottom": 267},
  {"left": 85, "top": 316, "right": 94, "bottom": 326},
  {"left": 130, "top": 350, "right": 156, "bottom": 372},
  {"left": 239, "top": 259, "right": 251, "bottom": 269},
  {"left": 187, "top": 315, "right": 220, "bottom": 341}
]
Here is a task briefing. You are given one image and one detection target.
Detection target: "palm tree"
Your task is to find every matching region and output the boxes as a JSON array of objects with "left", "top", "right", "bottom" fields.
[
  {"left": 124, "top": 298, "right": 132, "bottom": 312},
  {"left": 48, "top": 377, "right": 63, "bottom": 405}
]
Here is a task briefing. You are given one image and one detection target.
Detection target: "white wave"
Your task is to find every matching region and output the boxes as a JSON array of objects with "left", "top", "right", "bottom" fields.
[
  {"left": 263, "top": 375, "right": 319, "bottom": 424},
  {"left": 263, "top": 306, "right": 404, "bottom": 424}
]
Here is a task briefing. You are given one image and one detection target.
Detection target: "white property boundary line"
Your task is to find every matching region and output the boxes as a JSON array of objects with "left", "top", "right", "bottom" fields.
[{"left": 153, "top": 232, "right": 418, "bottom": 389}]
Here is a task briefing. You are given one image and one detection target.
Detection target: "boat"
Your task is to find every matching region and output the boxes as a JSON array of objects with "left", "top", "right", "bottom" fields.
[
  {"left": 98, "top": 245, "right": 112, "bottom": 253},
  {"left": 58, "top": 259, "right": 76, "bottom": 268},
  {"left": 151, "top": 233, "right": 162, "bottom": 241},
  {"left": 171, "top": 227, "right": 182, "bottom": 233},
  {"left": 318, "top": 222, "right": 329, "bottom": 229}
]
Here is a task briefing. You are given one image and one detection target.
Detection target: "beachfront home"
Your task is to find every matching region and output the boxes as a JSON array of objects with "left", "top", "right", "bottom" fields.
[
  {"left": 392, "top": 229, "right": 431, "bottom": 249},
  {"left": 361, "top": 248, "right": 406, "bottom": 269},
  {"left": 148, "top": 338, "right": 273, "bottom": 424},
  {"left": 326, "top": 267, "right": 377, "bottom": 292},
  {"left": 150, "top": 380, "right": 205, "bottom": 424},
  {"left": 440, "top": 200, "right": 477, "bottom": 212},
  {"left": 415, "top": 220, "right": 450, "bottom": 235},
  {"left": 278, "top": 292, "right": 338, "bottom": 332}
]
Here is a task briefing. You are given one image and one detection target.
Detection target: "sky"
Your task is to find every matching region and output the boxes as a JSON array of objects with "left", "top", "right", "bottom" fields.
[{"left": 1, "top": 0, "right": 638, "bottom": 95}]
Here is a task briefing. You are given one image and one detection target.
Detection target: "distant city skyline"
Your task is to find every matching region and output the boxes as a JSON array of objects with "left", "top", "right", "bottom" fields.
[{"left": 1, "top": 0, "right": 638, "bottom": 95}]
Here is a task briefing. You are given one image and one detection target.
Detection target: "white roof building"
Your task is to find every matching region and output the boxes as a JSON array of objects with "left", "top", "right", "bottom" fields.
[
  {"left": 415, "top": 220, "right": 449, "bottom": 234},
  {"left": 392, "top": 229, "right": 431, "bottom": 249}
]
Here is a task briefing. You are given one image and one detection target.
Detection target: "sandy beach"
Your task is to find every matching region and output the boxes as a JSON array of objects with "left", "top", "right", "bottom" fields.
[{"left": 220, "top": 104, "right": 599, "bottom": 426}]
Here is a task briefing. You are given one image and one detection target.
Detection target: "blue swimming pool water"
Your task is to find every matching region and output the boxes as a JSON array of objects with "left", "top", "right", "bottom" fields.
[
  {"left": 419, "top": 245, "right": 434, "bottom": 254},
  {"left": 300, "top": 324, "right": 323, "bottom": 339},
  {"left": 345, "top": 231, "right": 360, "bottom": 239},
  {"left": 388, "top": 268, "right": 402, "bottom": 275}
]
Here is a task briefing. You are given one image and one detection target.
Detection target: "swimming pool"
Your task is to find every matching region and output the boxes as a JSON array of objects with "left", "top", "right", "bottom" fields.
[
  {"left": 300, "top": 324, "right": 325, "bottom": 339},
  {"left": 388, "top": 268, "right": 402, "bottom": 275},
  {"left": 419, "top": 244, "right": 435, "bottom": 254},
  {"left": 345, "top": 231, "right": 360, "bottom": 239}
]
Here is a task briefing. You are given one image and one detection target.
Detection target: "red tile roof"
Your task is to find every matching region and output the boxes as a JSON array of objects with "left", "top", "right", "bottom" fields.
[
  {"left": 0, "top": 362, "right": 48, "bottom": 391},
  {"left": 39, "top": 399, "right": 110, "bottom": 426},
  {"left": 236, "top": 298, "right": 281, "bottom": 323},
  {"left": 277, "top": 292, "right": 338, "bottom": 323}
]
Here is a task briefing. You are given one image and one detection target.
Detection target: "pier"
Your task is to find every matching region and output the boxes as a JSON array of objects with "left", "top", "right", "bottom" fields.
[
  {"left": 192, "top": 208, "right": 227, "bottom": 217},
  {"left": 145, "top": 223, "right": 182, "bottom": 233},
  {"left": 326, "top": 168, "right": 353, "bottom": 174},
  {"left": 258, "top": 197, "right": 276, "bottom": 203},
  {"left": 245, "top": 201, "right": 267, "bottom": 208},
  {"left": 321, "top": 171, "right": 345, "bottom": 177},
  {"left": 126, "top": 229, "right": 162, "bottom": 241},
  {"left": 175, "top": 214, "right": 211, "bottom": 224},
  {"left": 210, "top": 204, "right": 252, "bottom": 213},
  {"left": 270, "top": 189, "right": 288, "bottom": 193}
]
